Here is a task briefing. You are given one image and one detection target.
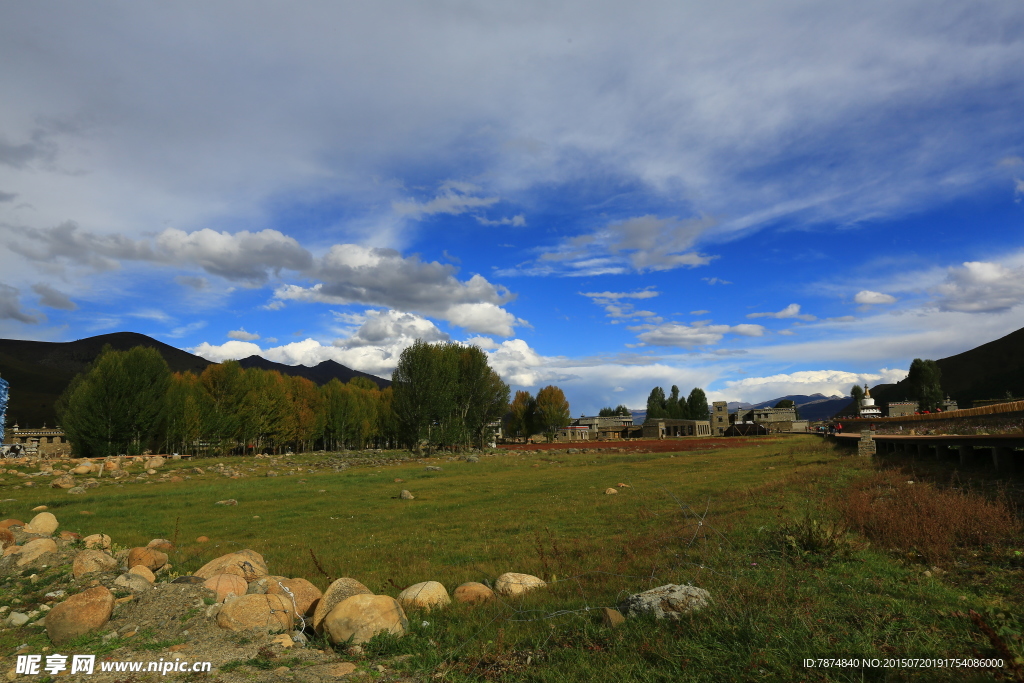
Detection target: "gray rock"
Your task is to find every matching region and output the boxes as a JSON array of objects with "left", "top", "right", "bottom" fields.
[
  {"left": 424, "top": 466, "right": 442, "bottom": 472},
  {"left": 399, "top": 490, "right": 415, "bottom": 500},
  {"left": 68, "top": 486, "right": 87, "bottom": 495},
  {"left": 7, "top": 612, "right": 29, "bottom": 627},
  {"left": 113, "top": 573, "right": 152, "bottom": 593},
  {"left": 620, "top": 584, "right": 710, "bottom": 620},
  {"left": 215, "top": 499, "right": 238, "bottom": 506}
]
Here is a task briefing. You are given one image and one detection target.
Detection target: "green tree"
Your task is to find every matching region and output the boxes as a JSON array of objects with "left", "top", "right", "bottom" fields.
[
  {"left": 687, "top": 388, "right": 709, "bottom": 420},
  {"left": 666, "top": 385, "right": 683, "bottom": 418},
  {"left": 599, "top": 405, "right": 630, "bottom": 417},
  {"left": 235, "top": 369, "right": 289, "bottom": 454},
  {"left": 59, "top": 345, "right": 171, "bottom": 457},
  {"left": 163, "top": 371, "right": 209, "bottom": 456},
  {"left": 506, "top": 390, "right": 537, "bottom": 440},
  {"left": 198, "top": 361, "right": 245, "bottom": 455},
  {"left": 646, "top": 386, "right": 668, "bottom": 419},
  {"left": 534, "top": 385, "right": 570, "bottom": 442},
  {"left": 850, "top": 384, "right": 864, "bottom": 416},
  {"left": 908, "top": 359, "right": 943, "bottom": 412}
]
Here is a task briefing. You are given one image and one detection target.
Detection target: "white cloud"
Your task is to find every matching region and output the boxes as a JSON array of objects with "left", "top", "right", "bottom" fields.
[
  {"left": 190, "top": 340, "right": 262, "bottom": 362},
  {"left": 721, "top": 368, "right": 908, "bottom": 404},
  {"left": 393, "top": 183, "right": 499, "bottom": 219},
  {"left": 702, "top": 278, "right": 732, "bottom": 286},
  {"left": 632, "top": 322, "right": 765, "bottom": 348},
  {"left": 579, "top": 288, "right": 659, "bottom": 301},
  {"left": 934, "top": 261, "right": 1024, "bottom": 313},
  {"left": 747, "top": 303, "right": 816, "bottom": 321},
  {"left": 228, "top": 328, "right": 260, "bottom": 341},
  {"left": 540, "top": 215, "right": 715, "bottom": 274},
  {"left": 690, "top": 309, "right": 710, "bottom": 315},
  {"left": 854, "top": 290, "right": 897, "bottom": 305}
]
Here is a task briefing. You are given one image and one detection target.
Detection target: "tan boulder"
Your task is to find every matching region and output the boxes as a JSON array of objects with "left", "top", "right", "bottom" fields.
[
  {"left": 216, "top": 594, "right": 294, "bottom": 633},
  {"left": 397, "top": 581, "right": 451, "bottom": 611},
  {"left": 267, "top": 578, "right": 323, "bottom": 616},
  {"left": 0, "top": 519, "right": 24, "bottom": 530},
  {"left": 204, "top": 574, "right": 248, "bottom": 602},
  {"left": 127, "top": 547, "right": 168, "bottom": 571},
  {"left": 59, "top": 531, "right": 80, "bottom": 541},
  {"left": 324, "top": 594, "right": 408, "bottom": 644},
  {"left": 196, "top": 536, "right": 210, "bottom": 543},
  {"left": 71, "top": 465, "right": 92, "bottom": 475},
  {"left": 248, "top": 575, "right": 289, "bottom": 595},
  {"left": 495, "top": 572, "right": 546, "bottom": 597},
  {"left": 0, "top": 528, "right": 14, "bottom": 549},
  {"left": 23, "top": 512, "right": 59, "bottom": 535},
  {"left": 51, "top": 475, "right": 76, "bottom": 489},
  {"left": 453, "top": 582, "right": 495, "bottom": 604},
  {"left": 605, "top": 488, "right": 618, "bottom": 495},
  {"left": 194, "top": 550, "right": 268, "bottom": 582},
  {"left": 16, "top": 538, "right": 58, "bottom": 567},
  {"left": 83, "top": 534, "right": 112, "bottom": 550},
  {"left": 147, "top": 538, "right": 174, "bottom": 552},
  {"left": 46, "top": 586, "right": 114, "bottom": 644},
  {"left": 128, "top": 564, "right": 156, "bottom": 584},
  {"left": 72, "top": 550, "right": 118, "bottom": 578},
  {"left": 312, "top": 578, "right": 373, "bottom": 634}
]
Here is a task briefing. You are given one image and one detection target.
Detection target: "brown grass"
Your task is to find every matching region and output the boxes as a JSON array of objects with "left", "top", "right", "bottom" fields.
[{"left": 838, "top": 469, "right": 1022, "bottom": 563}]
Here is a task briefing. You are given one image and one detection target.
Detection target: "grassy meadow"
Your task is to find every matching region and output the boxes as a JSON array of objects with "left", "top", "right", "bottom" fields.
[{"left": 2, "top": 436, "right": 1023, "bottom": 681}]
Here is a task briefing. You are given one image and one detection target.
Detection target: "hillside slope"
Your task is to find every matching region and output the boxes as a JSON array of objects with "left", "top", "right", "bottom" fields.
[{"left": 0, "top": 332, "right": 389, "bottom": 427}]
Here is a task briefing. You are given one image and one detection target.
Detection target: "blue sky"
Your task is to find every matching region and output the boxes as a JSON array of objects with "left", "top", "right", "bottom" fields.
[{"left": 2, "top": 1, "right": 1024, "bottom": 415}]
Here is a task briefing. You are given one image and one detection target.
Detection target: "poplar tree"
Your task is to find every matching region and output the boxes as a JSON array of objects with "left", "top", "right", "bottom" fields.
[
  {"left": 687, "top": 387, "right": 709, "bottom": 420},
  {"left": 535, "top": 385, "right": 570, "bottom": 442}
]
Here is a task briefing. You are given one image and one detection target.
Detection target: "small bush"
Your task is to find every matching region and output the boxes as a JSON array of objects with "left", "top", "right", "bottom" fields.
[
  {"left": 838, "top": 470, "right": 1021, "bottom": 563},
  {"left": 777, "top": 514, "right": 852, "bottom": 563}
]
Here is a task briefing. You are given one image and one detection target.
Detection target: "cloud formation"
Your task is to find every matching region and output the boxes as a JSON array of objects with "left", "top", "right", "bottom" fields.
[
  {"left": 854, "top": 290, "right": 897, "bottom": 305},
  {"left": 31, "top": 283, "right": 76, "bottom": 310},
  {"left": 228, "top": 328, "right": 260, "bottom": 341},
  {"left": 0, "top": 284, "right": 38, "bottom": 323},
  {"left": 934, "top": 261, "right": 1024, "bottom": 313},
  {"left": 747, "top": 303, "right": 816, "bottom": 321},
  {"left": 722, "top": 368, "right": 908, "bottom": 404},
  {"left": 632, "top": 322, "right": 765, "bottom": 348}
]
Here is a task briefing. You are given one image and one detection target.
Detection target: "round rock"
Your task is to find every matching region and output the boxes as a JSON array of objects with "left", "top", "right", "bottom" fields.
[
  {"left": 453, "top": 582, "right": 495, "bottom": 605},
  {"left": 72, "top": 550, "right": 118, "bottom": 579},
  {"left": 83, "top": 534, "right": 112, "bottom": 550},
  {"left": 495, "top": 572, "right": 546, "bottom": 597},
  {"left": 127, "top": 547, "right": 168, "bottom": 571},
  {"left": 204, "top": 573, "right": 248, "bottom": 602},
  {"left": 323, "top": 594, "right": 408, "bottom": 645},
  {"left": 195, "top": 550, "right": 267, "bottom": 582},
  {"left": 46, "top": 586, "right": 114, "bottom": 645},
  {"left": 216, "top": 594, "right": 294, "bottom": 633},
  {"left": 620, "top": 584, "right": 711, "bottom": 620},
  {"left": 23, "top": 512, "right": 59, "bottom": 535},
  {"left": 312, "top": 578, "right": 373, "bottom": 634},
  {"left": 267, "top": 578, "right": 323, "bottom": 617},
  {"left": 397, "top": 581, "right": 450, "bottom": 611}
]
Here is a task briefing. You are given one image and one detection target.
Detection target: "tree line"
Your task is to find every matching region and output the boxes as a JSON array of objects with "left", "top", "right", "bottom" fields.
[
  {"left": 57, "top": 341, "right": 525, "bottom": 458},
  {"left": 503, "top": 385, "right": 571, "bottom": 443},
  {"left": 645, "top": 385, "right": 709, "bottom": 420}
]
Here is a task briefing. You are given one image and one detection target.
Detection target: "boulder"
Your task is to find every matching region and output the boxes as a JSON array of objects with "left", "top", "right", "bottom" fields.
[
  {"left": 58, "top": 531, "right": 80, "bottom": 541},
  {"left": 216, "top": 594, "right": 294, "bottom": 633},
  {"left": 51, "top": 475, "right": 76, "bottom": 489},
  {"left": 0, "top": 528, "right": 14, "bottom": 549},
  {"left": 194, "top": 550, "right": 268, "bottom": 582},
  {"left": 72, "top": 550, "right": 118, "bottom": 578},
  {"left": 204, "top": 574, "right": 248, "bottom": 602},
  {"left": 601, "top": 607, "right": 625, "bottom": 628},
  {"left": 0, "top": 519, "right": 24, "bottom": 530},
  {"left": 399, "top": 490, "right": 415, "bottom": 500},
  {"left": 323, "top": 594, "right": 408, "bottom": 645},
  {"left": 127, "top": 547, "right": 168, "bottom": 571},
  {"left": 16, "top": 538, "right": 58, "bottom": 567},
  {"left": 70, "top": 465, "right": 92, "bottom": 475},
  {"left": 68, "top": 486, "right": 86, "bottom": 495},
  {"left": 267, "top": 578, "right": 322, "bottom": 616},
  {"left": 196, "top": 536, "right": 210, "bottom": 543},
  {"left": 127, "top": 565, "right": 156, "bottom": 584},
  {"left": 113, "top": 573, "right": 152, "bottom": 593},
  {"left": 23, "top": 512, "right": 59, "bottom": 535},
  {"left": 397, "top": 581, "right": 450, "bottom": 611},
  {"left": 145, "top": 456, "right": 166, "bottom": 469},
  {"left": 247, "top": 575, "right": 289, "bottom": 595},
  {"left": 605, "top": 488, "right": 618, "bottom": 495},
  {"left": 46, "top": 586, "right": 114, "bottom": 645},
  {"left": 312, "top": 578, "right": 373, "bottom": 634},
  {"left": 620, "top": 584, "right": 711, "bottom": 620},
  {"left": 147, "top": 538, "right": 174, "bottom": 552},
  {"left": 83, "top": 534, "right": 112, "bottom": 550},
  {"left": 495, "top": 573, "right": 546, "bottom": 597},
  {"left": 452, "top": 582, "right": 495, "bottom": 605}
]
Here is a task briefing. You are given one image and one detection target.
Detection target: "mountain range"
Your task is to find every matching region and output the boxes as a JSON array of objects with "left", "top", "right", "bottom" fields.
[{"left": 0, "top": 332, "right": 389, "bottom": 427}]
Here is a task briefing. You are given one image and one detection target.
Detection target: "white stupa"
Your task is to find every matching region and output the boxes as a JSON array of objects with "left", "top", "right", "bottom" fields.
[{"left": 859, "top": 384, "right": 882, "bottom": 418}]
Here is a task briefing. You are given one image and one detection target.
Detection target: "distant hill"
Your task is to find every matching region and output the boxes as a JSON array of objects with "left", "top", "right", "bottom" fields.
[
  {"left": 835, "top": 325, "right": 1024, "bottom": 418},
  {"left": 0, "top": 332, "right": 389, "bottom": 427}
]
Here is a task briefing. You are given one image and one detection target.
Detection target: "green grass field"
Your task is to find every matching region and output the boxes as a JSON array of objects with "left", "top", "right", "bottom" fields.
[{"left": 2, "top": 436, "right": 1022, "bottom": 681}]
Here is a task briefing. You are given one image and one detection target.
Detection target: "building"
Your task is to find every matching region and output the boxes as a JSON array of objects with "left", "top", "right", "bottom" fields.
[
  {"left": 2, "top": 424, "right": 69, "bottom": 457},
  {"left": 641, "top": 419, "right": 712, "bottom": 438},
  {"left": 858, "top": 385, "right": 882, "bottom": 419},
  {"left": 711, "top": 401, "right": 729, "bottom": 436},
  {"left": 734, "top": 405, "right": 798, "bottom": 424},
  {"left": 553, "top": 413, "right": 639, "bottom": 442},
  {"left": 886, "top": 401, "right": 919, "bottom": 418}
]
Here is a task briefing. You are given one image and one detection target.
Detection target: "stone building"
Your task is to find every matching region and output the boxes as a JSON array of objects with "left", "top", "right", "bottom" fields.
[
  {"left": 641, "top": 419, "right": 712, "bottom": 438},
  {"left": 711, "top": 401, "right": 729, "bottom": 436},
  {"left": 553, "top": 413, "right": 639, "bottom": 442},
  {"left": 2, "top": 424, "right": 69, "bottom": 457},
  {"left": 710, "top": 400, "right": 806, "bottom": 434}
]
